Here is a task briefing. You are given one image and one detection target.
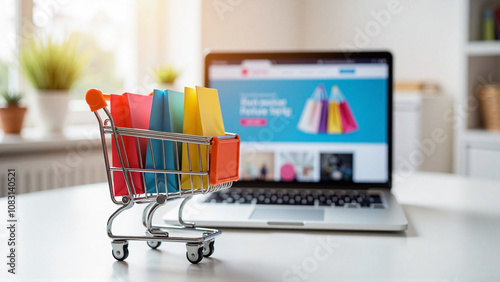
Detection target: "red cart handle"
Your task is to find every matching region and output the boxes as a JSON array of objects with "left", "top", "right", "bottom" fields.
[{"left": 86, "top": 89, "right": 108, "bottom": 112}]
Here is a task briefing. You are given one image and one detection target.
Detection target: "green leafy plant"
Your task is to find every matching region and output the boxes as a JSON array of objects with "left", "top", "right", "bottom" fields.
[
  {"left": 20, "top": 36, "right": 86, "bottom": 90},
  {"left": 154, "top": 65, "right": 180, "bottom": 84},
  {"left": 2, "top": 92, "right": 22, "bottom": 106}
]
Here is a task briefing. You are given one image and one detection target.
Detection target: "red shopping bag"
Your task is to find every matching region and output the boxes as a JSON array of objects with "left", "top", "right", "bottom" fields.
[
  {"left": 336, "top": 87, "right": 358, "bottom": 133},
  {"left": 110, "top": 93, "right": 152, "bottom": 196}
]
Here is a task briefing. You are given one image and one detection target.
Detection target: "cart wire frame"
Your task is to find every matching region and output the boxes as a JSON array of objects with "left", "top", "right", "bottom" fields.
[{"left": 87, "top": 89, "right": 239, "bottom": 264}]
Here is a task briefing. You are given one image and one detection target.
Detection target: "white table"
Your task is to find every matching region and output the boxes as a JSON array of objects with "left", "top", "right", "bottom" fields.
[{"left": 1, "top": 172, "right": 499, "bottom": 281}]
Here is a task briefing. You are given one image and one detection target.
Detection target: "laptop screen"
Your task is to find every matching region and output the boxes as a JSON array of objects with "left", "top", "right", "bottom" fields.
[{"left": 205, "top": 52, "right": 392, "bottom": 189}]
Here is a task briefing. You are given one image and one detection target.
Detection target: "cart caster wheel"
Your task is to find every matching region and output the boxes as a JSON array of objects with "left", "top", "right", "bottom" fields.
[
  {"left": 203, "top": 241, "right": 215, "bottom": 257},
  {"left": 112, "top": 244, "right": 129, "bottom": 261},
  {"left": 186, "top": 247, "right": 203, "bottom": 264},
  {"left": 147, "top": 240, "right": 162, "bottom": 249}
]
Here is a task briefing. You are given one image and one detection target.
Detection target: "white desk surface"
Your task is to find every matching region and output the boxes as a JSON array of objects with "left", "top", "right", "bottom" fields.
[{"left": 1, "top": 172, "right": 499, "bottom": 281}]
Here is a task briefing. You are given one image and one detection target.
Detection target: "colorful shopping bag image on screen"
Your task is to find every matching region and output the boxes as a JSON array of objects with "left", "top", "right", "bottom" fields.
[{"left": 298, "top": 84, "right": 358, "bottom": 135}]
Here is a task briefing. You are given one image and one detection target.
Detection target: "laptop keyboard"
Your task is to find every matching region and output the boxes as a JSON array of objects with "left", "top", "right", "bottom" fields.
[{"left": 204, "top": 188, "right": 385, "bottom": 208}]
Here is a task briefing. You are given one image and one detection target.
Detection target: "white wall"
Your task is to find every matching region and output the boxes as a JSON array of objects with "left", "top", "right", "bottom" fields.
[
  {"left": 201, "top": 0, "right": 303, "bottom": 51},
  {"left": 202, "top": 0, "right": 461, "bottom": 98},
  {"left": 302, "top": 0, "right": 462, "bottom": 98}
]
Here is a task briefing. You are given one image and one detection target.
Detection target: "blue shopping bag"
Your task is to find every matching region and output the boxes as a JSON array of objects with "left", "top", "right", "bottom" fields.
[{"left": 144, "top": 89, "right": 184, "bottom": 193}]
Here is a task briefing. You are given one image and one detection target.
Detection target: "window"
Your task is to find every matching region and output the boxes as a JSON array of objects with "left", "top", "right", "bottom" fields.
[
  {"left": 3, "top": 0, "right": 201, "bottom": 125},
  {"left": 32, "top": 0, "right": 136, "bottom": 99},
  {"left": 0, "top": 0, "right": 17, "bottom": 94}
]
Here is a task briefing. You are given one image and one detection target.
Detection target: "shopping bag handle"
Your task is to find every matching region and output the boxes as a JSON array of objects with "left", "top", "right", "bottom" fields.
[
  {"left": 86, "top": 89, "right": 155, "bottom": 112},
  {"left": 329, "top": 85, "right": 344, "bottom": 103},
  {"left": 311, "top": 84, "right": 326, "bottom": 101},
  {"left": 86, "top": 89, "right": 108, "bottom": 112}
]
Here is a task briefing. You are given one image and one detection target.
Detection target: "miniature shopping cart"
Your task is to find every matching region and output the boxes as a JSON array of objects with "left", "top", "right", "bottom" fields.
[{"left": 85, "top": 89, "right": 240, "bottom": 264}]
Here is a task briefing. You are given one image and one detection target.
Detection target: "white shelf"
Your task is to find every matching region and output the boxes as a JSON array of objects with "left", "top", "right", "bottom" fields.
[
  {"left": 466, "top": 41, "right": 500, "bottom": 56},
  {"left": 0, "top": 125, "right": 103, "bottom": 154},
  {"left": 463, "top": 129, "right": 500, "bottom": 149},
  {"left": 457, "top": 0, "right": 500, "bottom": 176}
]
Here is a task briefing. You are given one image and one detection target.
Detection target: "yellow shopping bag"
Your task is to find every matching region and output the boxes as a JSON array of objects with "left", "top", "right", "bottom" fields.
[
  {"left": 327, "top": 86, "right": 343, "bottom": 134},
  {"left": 181, "top": 86, "right": 225, "bottom": 189},
  {"left": 327, "top": 102, "right": 342, "bottom": 134}
]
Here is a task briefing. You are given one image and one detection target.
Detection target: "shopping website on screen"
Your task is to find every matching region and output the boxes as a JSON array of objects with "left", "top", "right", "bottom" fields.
[{"left": 210, "top": 60, "right": 389, "bottom": 184}]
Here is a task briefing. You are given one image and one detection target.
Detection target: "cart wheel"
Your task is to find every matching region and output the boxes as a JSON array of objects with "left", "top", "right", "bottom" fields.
[
  {"left": 186, "top": 247, "right": 203, "bottom": 264},
  {"left": 147, "top": 240, "right": 162, "bottom": 249},
  {"left": 203, "top": 241, "right": 215, "bottom": 257},
  {"left": 112, "top": 244, "right": 129, "bottom": 261}
]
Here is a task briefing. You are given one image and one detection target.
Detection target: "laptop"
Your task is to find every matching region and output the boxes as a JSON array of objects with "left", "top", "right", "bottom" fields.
[{"left": 164, "top": 51, "right": 408, "bottom": 231}]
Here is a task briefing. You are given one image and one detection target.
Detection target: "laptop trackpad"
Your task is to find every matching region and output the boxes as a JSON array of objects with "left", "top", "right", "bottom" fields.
[{"left": 250, "top": 208, "right": 324, "bottom": 221}]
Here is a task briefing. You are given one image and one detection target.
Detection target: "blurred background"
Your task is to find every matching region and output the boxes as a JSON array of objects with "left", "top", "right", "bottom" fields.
[{"left": 0, "top": 0, "right": 499, "bottom": 196}]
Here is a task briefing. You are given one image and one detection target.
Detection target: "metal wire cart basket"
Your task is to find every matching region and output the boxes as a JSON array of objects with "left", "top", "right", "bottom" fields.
[{"left": 85, "top": 89, "right": 240, "bottom": 264}]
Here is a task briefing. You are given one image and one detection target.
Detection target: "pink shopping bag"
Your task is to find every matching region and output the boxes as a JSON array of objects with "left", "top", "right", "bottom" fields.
[
  {"left": 309, "top": 101, "right": 322, "bottom": 133},
  {"left": 297, "top": 84, "right": 325, "bottom": 134}
]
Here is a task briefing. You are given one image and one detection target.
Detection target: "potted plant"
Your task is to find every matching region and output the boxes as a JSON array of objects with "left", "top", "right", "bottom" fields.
[
  {"left": 154, "top": 65, "right": 180, "bottom": 90},
  {"left": 0, "top": 92, "right": 27, "bottom": 134},
  {"left": 20, "top": 36, "right": 86, "bottom": 134}
]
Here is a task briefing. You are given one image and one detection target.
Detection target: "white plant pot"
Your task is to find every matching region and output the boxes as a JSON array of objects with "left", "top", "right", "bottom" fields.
[{"left": 31, "top": 90, "right": 70, "bottom": 134}]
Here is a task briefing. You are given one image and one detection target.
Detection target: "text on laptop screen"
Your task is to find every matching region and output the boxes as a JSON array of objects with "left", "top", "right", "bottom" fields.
[{"left": 208, "top": 56, "right": 390, "bottom": 186}]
